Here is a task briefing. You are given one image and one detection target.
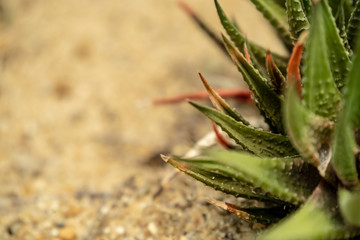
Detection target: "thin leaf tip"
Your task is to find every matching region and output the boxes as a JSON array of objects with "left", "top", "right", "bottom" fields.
[{"left": 161, "top": 154, "right": 171, "bottom": 163}]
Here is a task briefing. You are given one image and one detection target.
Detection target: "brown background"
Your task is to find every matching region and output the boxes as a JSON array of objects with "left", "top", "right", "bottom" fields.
[{"left": 0, "top": 0, "right": 287, "bottom": 239}]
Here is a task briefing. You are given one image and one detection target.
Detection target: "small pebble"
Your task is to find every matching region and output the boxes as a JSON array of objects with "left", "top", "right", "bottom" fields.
[
  {"left": 50, "top": 201, "right": 60, "bottom": 211},
  {"left": 103, "top": 227, "right": 111, "bottom": 234},
  {"left": 55, "top": 222, "right": 65, "bottom": 228},
  {"left": 64, "top": 205, "right": 82, "bottom": 218},
  {"left": 100, "top": 206, "right": 110, "bottom": 215},
  {"left": 50, "top": 228, "right": 59, "bottom": 237},
  {"left": 59, "top": 226, "right": 77, "bottom": 240},
  {"left": 115, "top": 226, "right": 125, "bottom": 235},
  {"left": 147, "top": 222, "right": 157, "bottom": 235}
]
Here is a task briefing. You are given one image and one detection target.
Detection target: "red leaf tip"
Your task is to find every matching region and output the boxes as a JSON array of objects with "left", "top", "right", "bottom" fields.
[
  {"left": 211, "top": 121, "right": 234, "bottom": 149},
  {"left": 287, "top": 37, "right": 306, "bottom": 95},
  {"left": 177, "top": 0, "right": 195, "bottom": 17}
]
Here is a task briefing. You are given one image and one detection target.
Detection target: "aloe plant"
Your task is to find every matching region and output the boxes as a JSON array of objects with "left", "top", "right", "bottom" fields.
[{"left": 163, "top": 0, "right": 360, "bottom": 239}]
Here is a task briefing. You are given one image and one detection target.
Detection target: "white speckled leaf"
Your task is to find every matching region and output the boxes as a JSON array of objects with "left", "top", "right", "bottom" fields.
[
  {"left": 332, "top": 25, "right": 360, "bottom": 187},
  {"left": 222, "top": 35, "right": 285, "bottom": 134},
  {"left": 302, "top": 0, "right": 342, "bottom": 120},
  {"left": 248, "top": 0, "right": 292, "bottom": 46},
  {"left": 165, "top": 151, "right": 320, "bottom": 205},
  {"left": 214, "top": 0, "right": 288, "bottom": 72},
  {"left": 286, "top": 0, "right": 309, "bottom": 41},
  {"left": 190, "top": 101, "right": 297, "bottom": 157}
]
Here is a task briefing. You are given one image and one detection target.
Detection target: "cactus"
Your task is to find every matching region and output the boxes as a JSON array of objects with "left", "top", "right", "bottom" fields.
[{"left": 163, "top": 0, "right": 360, "bottom": 239}]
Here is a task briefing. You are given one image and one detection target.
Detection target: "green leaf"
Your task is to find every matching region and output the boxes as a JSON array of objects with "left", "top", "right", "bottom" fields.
[
  {"left": 328, "top": 0, "right": 353, "bottom": 26},
  {"left": 327, "top": 0, "right": 342, "bottom": 18},
  {"left": 266, "top": 51, "right": 286, "bottom": 94},
  {"left": 343, "top": 0, "right": 354, "bottom": 25},
  {"left": 332, "top": 117, "right": 358, "bottom": 186},
  {"left": 262, "top": 202, "right": 336, "bottom": 239},
  {"left": 214, "top": 0, "right": 245, "bottom": 53},
  {"left": 302, "top": 0, "right": 342, "bottom": 120},
  {"left": 339, "top": 189, "right": 360, "bottom": 227},
  {"left": 302, "top": 0, "right": 312, "bottom": 19},
  {"left": 327, "top": 0, "right": 354, "bottom": 22},
  {"left": 222, "top": 35, "right": 285, "bottom": 134},
  {"left": 347, "top": 0, "right": 360, "bottom": 50},
  {"left": 214, "top": 0, "right": 288, "bottom": 72},
  {"left": 190, "top": 101, "right": 298, "bottom": 157},
  {"left": 249, "top": 0, "right": 292, "bottom": 46},
  {"left": 162, "top": 155, "right": 282, "bottom": 203},
  {"left": 331, "top": 30, "right": 360, "bottom": 187},
  {"left": 283, "top": 84, "right": 334, "bottom": 169},
  {"left": 336, "top": 2, "right": 351, "bottom": 54},
  {"left": 341, "top": 33, "right": 360, "bottom": 126},
  {"left": 244, "top": 40, "right": 269, "bottom": 77},
  {"left": 260, "top": 182, "right": 360, "bottom": 240},
  {"left": 209, "top": 150, "right": 321, "bottom": 205},
  {"left": 286, "top": 0, "right": 310, "bottom": 41},
  {"left": 321, "top": 0, "right": 351, "bottom": 91},
  {"left": 273, "top": 0, "right": 287, "bottom": 8},
  {"left": 231, "top": 205, "right": 292, "bottom": 225}
]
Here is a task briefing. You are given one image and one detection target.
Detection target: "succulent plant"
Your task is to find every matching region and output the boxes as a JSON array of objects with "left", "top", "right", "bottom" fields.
[{"left": 162, "top": 0, "right": 360, "bottom": 239}]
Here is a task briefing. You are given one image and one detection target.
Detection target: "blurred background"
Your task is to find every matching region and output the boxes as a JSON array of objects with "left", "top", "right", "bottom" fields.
[{"left": 0, "top": 0, "right": 287, "bottom": 239}]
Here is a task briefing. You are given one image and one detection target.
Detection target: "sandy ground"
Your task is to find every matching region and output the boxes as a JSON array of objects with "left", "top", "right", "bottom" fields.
[{"left": 0, "top": 0, "right": 287, "bottom": 239}]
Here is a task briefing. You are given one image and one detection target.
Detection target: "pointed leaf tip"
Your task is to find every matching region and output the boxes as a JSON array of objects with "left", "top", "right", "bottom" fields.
[
  {"left": 198, "top": 72, "right": 249, "bottom": 124},
  {"left": 161, "top": 154, "right": 171, "bottom": 163},
  {"left": 215, "top": 0, "right": 245, "bottom": 52},
  {"left": 208, "top": 199, "right": 253, "bottom": 222},
  {"left": 266, "top": 50, "right": 286, "bottom": 94},
  {"left": 177, "top": 0, "right": 195, "bottom": 17},
  {"left": 211, "top": 121, "right": 234, "bottom": 149},
  {"left": 287, "top": 41, "right": 304, "bottom": 96},
  {"left": 208, "top": 198, "right": 228, "bottom": 211},
  {"left": 178, "top": 0, "right": 228, "bottom": 56},
  {"left": 244, "top": 43, "right": 252, "bottom": 63},
  {"left": 210, "top": 199, "right": 292, "bottom": 225}
]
